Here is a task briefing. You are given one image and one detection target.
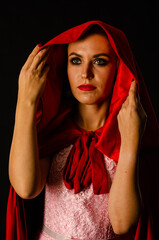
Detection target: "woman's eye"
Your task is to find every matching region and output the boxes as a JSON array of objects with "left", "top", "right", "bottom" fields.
[
  {"left": 94, "top": 58, "right": 108, "bottom": 66},
  {"left": 70, "top": 57, "right": 81, "bottom": 65}
]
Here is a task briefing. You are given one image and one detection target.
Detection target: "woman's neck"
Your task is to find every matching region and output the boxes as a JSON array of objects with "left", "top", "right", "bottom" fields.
[{"left": 73, "top": 100, "right": 110, "bottom": 131}]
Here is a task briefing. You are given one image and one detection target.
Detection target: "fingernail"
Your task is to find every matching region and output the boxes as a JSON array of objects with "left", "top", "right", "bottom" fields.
[{"left": 38, "top": 43, "right": 42, "bottom": 48}]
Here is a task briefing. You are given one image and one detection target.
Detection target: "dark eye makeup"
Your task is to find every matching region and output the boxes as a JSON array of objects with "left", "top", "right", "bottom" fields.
[
  {"left": 70, "top": 57, "right": 81, "bottom": 65},
  {"left": 93, "top": 58, "right": 108, "bottom": 66},
  {"left": 69, "top": 57, "right": 109, "bottom": 66}
]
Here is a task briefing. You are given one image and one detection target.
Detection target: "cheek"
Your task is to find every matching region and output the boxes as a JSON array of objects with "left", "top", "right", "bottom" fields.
[
  {"left": 67, "top": 68, "right": 77, "bottom": 96},
  {"left": 67, "top": 66, "right": 80, "bottom": 88},
  {"left": 99, "top": 66, "right": 117, "bottom": 94}
]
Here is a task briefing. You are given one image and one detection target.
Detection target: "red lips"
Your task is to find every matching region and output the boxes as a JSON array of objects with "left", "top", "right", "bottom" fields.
[{"left": 78, "top": 84, "right": 96, "bottom": 91}]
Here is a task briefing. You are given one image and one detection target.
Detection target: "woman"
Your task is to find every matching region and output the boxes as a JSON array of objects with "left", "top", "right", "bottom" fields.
[{"left": 7, "top": 21, "right": 159, "bottom": 240}]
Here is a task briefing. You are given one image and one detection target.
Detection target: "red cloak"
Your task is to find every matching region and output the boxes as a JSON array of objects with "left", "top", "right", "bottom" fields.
[{"left": 6, "top": 20, "right": 159, "bottom": 240}]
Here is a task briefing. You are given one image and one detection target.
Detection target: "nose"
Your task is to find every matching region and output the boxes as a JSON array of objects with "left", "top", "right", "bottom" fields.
[{"left": 81, "top": 62, "right": 94, "bottom": 80}]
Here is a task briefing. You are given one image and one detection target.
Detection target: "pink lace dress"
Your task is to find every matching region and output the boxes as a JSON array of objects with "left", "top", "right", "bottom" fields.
[{"left": 36, "top": 145, "right": 134, "bottom": 240}]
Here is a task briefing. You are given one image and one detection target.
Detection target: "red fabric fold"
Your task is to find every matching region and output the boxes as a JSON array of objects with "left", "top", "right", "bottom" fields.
[{"left": 6, "top": 186, "right": 28, "bottom": 240}]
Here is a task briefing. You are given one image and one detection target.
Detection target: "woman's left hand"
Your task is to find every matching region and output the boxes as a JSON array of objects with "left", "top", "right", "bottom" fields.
[
  {"left": 117, "top": 80, "right": 147, "bottom": 149},
  {"left": 110, "top": 80, "right": 146, "bottom": 233}
]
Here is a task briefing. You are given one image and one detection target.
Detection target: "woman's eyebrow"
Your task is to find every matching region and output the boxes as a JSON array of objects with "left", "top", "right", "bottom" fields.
[
  {"left": 68, "top": 52, "right": 82, "bottom": 57},
  {"left": 93, "top": 53, "right": 111, "bottom": 58},
  {"left": 68, "top": 52, "right": 111, "bottom": 58}
]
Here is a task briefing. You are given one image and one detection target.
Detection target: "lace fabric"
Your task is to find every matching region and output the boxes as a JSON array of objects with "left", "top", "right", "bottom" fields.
[{"left": 37, "top": 145, "right": 132, "bottom": 240}]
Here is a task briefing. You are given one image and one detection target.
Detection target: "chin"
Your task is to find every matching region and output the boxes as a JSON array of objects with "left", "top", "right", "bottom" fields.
[
  {"left": 72, "top": 90, "right": 110, "bottom": 105},
  {"left": 75, "top": 95, "right": 104, "bottom": 105}
]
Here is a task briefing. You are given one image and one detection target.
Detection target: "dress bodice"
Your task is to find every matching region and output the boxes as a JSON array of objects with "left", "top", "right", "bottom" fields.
[{"left": 37, "top": 145, "right": 134, "bottom": 240}]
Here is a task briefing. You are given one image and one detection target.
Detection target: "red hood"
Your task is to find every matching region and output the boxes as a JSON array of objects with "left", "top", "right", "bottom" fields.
[{"left": 37, "top": 20, "right": 159, "bottom": 161}]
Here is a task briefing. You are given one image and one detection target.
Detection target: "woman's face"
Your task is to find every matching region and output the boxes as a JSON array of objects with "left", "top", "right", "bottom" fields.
[{"left": 67, "top": 33, "right": 118, "bottom": 105}]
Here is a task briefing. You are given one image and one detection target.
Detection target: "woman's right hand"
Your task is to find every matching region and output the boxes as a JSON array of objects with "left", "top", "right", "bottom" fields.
[
  {"left": 9, "top": 45, "right": 51, "bottom": 199},
  {"left": 18, "top": 44, "right": 50, "bottom": 105}
]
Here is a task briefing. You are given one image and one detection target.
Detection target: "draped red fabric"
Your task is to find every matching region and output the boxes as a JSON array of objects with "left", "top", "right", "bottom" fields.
[
  {"left": 63, "top": 126, "right": 108, "bottom": 194},
  {"left": 6, "top": 186, "right": 28, "bottom": 240},
  {"left": 6, "top": 20, "right": 159, "bottom": 239}
]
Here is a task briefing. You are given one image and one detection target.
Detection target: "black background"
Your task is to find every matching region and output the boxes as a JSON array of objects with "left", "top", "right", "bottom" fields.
[{"left": 0, "top": 1, "right": 158, "bottom": 239}]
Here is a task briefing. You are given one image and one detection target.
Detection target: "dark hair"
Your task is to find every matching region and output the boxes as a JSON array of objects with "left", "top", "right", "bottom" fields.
[{"left": 78, "top": 25, "right": 107, "bottom": 40}]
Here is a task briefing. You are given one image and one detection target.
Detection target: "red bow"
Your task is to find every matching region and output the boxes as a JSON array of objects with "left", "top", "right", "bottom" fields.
[{"left": 63, "top": 128, "right": 108, "bottom": 194}]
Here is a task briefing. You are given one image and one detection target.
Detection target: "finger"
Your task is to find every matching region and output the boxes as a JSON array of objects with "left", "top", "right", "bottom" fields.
[
  {"left": 128, "top": 80, "right": 137, "bottom": 104},
  {"left": 36, "top": 51, "right": 50, "bottom": 72},
  {"left": 31, "top": 47, "right": 50, "bottom": 70},
  {"left": 23, "top": 45, "right": 40, "bottom": 69},
  {"left": 121, "top": 97, "right": 129, "bottom": 109},
  {"left": 40, "top": 64, "right": 50, "bottom": 80}
]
